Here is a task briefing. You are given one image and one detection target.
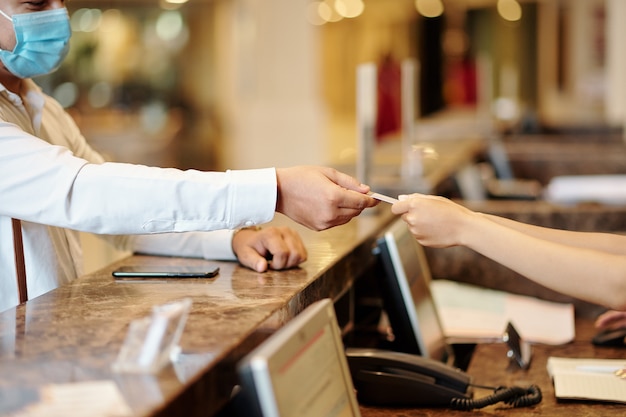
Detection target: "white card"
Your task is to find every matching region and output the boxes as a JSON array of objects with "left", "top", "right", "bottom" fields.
[{"left": 368, "top": 191, "right": 399, "bottom": 204}]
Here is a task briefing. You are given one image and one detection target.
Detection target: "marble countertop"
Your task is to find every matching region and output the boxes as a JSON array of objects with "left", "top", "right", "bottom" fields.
[{"left": 0, "top": 209, "right": 397, "bottom": 417}]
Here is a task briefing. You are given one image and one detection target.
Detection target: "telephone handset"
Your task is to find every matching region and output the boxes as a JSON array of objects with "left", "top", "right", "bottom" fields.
[
  {"left": 346, "top": 347, "right": 471, "bottom": 407},
  {"left": 345, "top": 347, "right": 542, "bottom": 410}
]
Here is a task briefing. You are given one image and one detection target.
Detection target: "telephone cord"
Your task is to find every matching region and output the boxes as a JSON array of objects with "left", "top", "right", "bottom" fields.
[{"left": 449, "top": 384, "right": 542, "bottom": 410}]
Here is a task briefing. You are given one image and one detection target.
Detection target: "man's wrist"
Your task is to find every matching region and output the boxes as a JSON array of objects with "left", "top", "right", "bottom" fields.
[{"left": 231, "top": 226, "right": 262, "bottom": 259}]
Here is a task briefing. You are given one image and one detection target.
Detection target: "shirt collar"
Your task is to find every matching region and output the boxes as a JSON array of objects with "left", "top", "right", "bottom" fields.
[{"left": 0, "top": 79, "right": 45, "bottom": 134}]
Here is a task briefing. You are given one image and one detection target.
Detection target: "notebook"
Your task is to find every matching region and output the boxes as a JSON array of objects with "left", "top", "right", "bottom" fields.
[
  {"left": 547, "top": 357, "right": 626, "bottom": 403},
  {"left": 237, "top": 298, "right": 362, "bottom": 417}
]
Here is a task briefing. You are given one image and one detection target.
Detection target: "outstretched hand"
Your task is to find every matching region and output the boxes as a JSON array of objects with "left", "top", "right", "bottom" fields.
[
  {"left": 391, "top": 193, "right": 476, "bottom": 248},
  {"left": 232, "top": 226, "right": 307, "bottom": 272},
  {"left": 275, "top": 166, "right": 378, "bottom": 231}
]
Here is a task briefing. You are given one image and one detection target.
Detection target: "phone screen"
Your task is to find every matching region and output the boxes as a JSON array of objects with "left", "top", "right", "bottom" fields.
[{"left": 112, "top": 265, "right": 220, "bottom": 279}]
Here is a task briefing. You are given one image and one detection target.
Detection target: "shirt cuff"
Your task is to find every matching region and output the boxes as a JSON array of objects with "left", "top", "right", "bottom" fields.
[{"left": 226, "top": 167, "right": 277, "bottom": 228}]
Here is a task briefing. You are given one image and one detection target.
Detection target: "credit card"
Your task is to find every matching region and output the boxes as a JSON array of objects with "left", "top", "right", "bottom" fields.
[{"left": 368, "top": 191, "right": 399, "bottom": 204}]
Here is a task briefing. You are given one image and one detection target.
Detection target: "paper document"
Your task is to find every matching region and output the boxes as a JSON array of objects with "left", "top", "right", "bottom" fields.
[
  {"left": 9, "top": 380, "right": 133, "bottom": 417},
  {"left": 547, "top": 357, "right": 626, "bottom": 403},
  {"left": 430, "top": 280, "right": 575, "bottom": 345}
]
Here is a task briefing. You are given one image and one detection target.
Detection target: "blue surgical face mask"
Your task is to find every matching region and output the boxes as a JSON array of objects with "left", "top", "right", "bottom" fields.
[{"left": 0, "top": 7, "right": 71, "bottom": 78}]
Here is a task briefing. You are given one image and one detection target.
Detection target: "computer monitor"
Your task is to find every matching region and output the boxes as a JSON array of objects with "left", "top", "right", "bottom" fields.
[
  {"left": 374, "top": 218, "right": 453, "bottom": 364},
  {"left": 237, "top": 298, "right": 362, "bottom": 417}
]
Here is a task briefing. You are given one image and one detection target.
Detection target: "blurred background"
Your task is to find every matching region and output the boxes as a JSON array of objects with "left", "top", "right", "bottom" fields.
[
  {"left": 38, "top": 0, "right": 626, "bottom": 273},
  {"left": 41, "top": 0, "right": 621, "bottom": 172}
]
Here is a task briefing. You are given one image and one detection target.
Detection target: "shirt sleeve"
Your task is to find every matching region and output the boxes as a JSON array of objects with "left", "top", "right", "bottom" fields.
[
  {"left": 102, "top": 230, "right": 238, "bottom": 261},
  {"left": 0, "top": 123, "right": 277, "bottom": 234}
]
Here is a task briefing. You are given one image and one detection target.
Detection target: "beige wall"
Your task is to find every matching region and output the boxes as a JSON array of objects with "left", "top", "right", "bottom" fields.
[
  {"left": 196, "top": 0, "right": 418, "bottom": 169},
  {"left": 538, "top": 0, "right": 612, "bottom": 127},
  {"left": 207, "top": 0, "right": 327, "bottom": 170},
  {"left": 605, "top": 0, "right": 626, "bottom": 126}
]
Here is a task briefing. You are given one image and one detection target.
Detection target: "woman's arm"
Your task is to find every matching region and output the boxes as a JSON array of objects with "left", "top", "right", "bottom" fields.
[
  {"left": 392, "top": 194, "right": 626, "bottom": 310},
  {"left": 467, "top": 212, "right": 626, "bottom": 310},
  {"left": 483, "top": 213, "right": 626, "bottom": 255}
]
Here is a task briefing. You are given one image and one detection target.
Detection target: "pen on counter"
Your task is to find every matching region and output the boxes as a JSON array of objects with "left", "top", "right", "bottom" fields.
[{"left": 575, "top": 365, "right": 626, "bottom": 377}]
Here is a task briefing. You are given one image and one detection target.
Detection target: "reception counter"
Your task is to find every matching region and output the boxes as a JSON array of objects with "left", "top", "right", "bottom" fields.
[
  {"left": 3, "top": 132, "right": 625, "bottom": 416},
  {"left": 0, "top": 209, "right": 397, "bottom": 417},
  {"left": 0, "top": 135, "right": 490, "bottom": 417},
  {"left": 3, "top": 205, "right": 622, "bottom": 417},
  {"left": 1, "top": 204, "right": 624, "bottom": 417}
]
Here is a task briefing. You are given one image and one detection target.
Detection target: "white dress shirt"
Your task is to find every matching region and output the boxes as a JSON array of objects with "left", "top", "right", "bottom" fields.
[{"left": 0, "top": 79, "right": 277, "bottom": 312}]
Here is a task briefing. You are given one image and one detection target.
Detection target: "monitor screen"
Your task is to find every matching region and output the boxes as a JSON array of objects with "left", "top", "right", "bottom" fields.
[
  {"left": 237, "top": 299, "right": 362, "bottom": 417},
  {"left": 375, "top": 218, "right": 452, "bottom": 363}
]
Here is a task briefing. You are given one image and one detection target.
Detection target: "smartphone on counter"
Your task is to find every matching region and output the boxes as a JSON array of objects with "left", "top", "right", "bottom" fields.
[{"left": 112, "top": 265, "right": 220, "bottom": 279}]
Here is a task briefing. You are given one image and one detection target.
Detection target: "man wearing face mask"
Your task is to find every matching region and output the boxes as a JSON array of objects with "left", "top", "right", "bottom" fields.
[
  {"left": 0, "top": 4, "right": 70, "bottom": 79},
  {"left": 0, "top": 0, "right": 378, "bottom": 312}
]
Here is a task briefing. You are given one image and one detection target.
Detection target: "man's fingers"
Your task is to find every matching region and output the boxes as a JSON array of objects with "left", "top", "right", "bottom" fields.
[
  {"left": 236, "top": 246, "right": 269, "bottom": 272},
  {"left": 325, "top": 168, "right": 370, "bottom": 193},
  {"left": 263, "top": 228, "right": 307, "bottom": 270},
  {"left": 233, "top": 227, "right": 307, "bottom": 271}
]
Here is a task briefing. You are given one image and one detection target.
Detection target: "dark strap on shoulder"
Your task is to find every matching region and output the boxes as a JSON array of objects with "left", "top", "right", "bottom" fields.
[{"left": 12, "top": 218, "right": 28, "bottom": 304}]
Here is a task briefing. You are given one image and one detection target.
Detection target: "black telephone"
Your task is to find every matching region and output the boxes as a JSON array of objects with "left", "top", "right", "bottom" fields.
[
  {"left": 345, "top": 347, "right": 542, "bottom": 410},
  {"left": 346, "top": 347, "right": 470, "bottom": 407}
]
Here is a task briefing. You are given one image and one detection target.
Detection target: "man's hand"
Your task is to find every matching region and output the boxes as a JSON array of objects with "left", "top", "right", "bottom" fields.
[
  {"left": 275, "top": 166, "right": 378, "bottom": 231},
  {"left": 232, "top": 226, "right": 307, "bottom": 272}
]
